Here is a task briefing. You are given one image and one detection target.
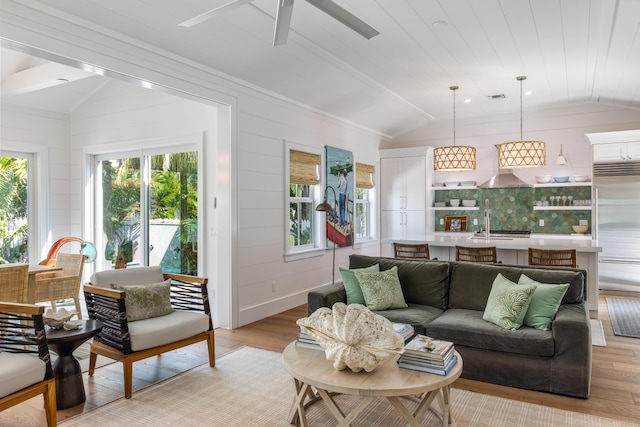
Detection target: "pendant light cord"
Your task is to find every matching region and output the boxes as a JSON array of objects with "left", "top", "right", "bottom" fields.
[
  {"left": 450, "top": 85, "right": 458, "bottom": 147},
  {"left": 517, "top": 76, "right": 526, "bottom": 141}
]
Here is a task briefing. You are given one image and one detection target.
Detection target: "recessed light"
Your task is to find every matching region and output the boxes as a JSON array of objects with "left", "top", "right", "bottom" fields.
[
  {"left": 525, "top": 91, "right": 532, "bottom": 95},
  {"left": 464, "top": 98, "right": 471, "bottom": 103},
  {"left": 432, "top": 20, "right": 448, "bottom": 28}
]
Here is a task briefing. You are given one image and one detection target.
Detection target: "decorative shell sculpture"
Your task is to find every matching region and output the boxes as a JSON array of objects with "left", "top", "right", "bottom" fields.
[{"left": 297, "top": 303, "right": 405, "bottom": 373}]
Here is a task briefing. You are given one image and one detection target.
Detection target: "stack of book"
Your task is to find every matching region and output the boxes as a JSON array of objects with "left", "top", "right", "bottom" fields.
[
  {"left": 398, "top": 334, "right": 457, "bottom": 376},
  {"left": 393, "top": 322, "right": 415, "bottom": 341},
  {"left": 295, "top": 329, "right": 323, "bottom": 350}
]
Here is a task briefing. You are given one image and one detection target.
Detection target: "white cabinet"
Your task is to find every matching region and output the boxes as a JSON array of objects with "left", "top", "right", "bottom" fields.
[
  {"left": 593, "top": 142, "right": 640, "bottom": 162},
  {"left": 380, "top": 148, "right": 433, "bottom": 242}
]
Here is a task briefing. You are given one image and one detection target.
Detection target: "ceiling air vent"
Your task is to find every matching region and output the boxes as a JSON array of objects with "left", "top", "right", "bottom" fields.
[{"left": 488, "top": 94, "right": 506, "bottom": 100}]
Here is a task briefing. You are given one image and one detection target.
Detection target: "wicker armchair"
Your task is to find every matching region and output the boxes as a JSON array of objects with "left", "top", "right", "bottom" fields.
[
  {"left": 33, "top": 253, "right": 85, "bottom": 319},
  {"left": 83, "top": 266, "right": 215, "bottom": 398},
  {"left": 0, "top": 302, "right": 56, "bottom": 427},
  {"left": 528, "top": 248, "right": 577, "bottom": 268}
]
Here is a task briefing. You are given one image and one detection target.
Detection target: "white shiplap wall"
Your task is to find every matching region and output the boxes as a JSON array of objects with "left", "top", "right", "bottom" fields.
[{"left": 1, "top": 7, "right": 388, "bottom": 328}]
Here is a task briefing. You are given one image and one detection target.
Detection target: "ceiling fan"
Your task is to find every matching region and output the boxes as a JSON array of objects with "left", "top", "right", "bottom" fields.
[{"left": 178, "top": 0, "right": 379, "bottom": 46}]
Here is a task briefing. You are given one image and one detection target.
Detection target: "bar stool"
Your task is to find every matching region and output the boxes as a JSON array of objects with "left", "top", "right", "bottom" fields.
[
  {"left": 393, "top": 242, "right": 430, "bottom": 260},
  {"left": 528, "top": 248, "right": 576, "bottom": 268},
  {"left": 455, "top": 245, "right": 497, "bottom": 263}
]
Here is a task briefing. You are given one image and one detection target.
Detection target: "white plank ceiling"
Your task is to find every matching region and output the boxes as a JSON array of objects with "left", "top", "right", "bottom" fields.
[{"left": 1, "top": 0, "right": 639, "bottom": 137}]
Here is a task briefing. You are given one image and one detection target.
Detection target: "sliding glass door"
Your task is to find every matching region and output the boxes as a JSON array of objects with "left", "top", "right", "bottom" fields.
[{"left": 95, "top": 147, "right": 199, "bottom": 274}]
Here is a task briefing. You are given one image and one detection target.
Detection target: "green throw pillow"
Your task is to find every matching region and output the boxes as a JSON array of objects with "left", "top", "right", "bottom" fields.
[
  {"left": 354, "top": 266, "right": 408, "bottom": 311},
  {"left": 339, "top": 264, "right": 380, "bottom": 305},
  {"left": 518, "top": 274, "right": 570, "bottom": 330},
  {"left": 110, "top": 279, "right": 174, "bottom": 322},
  {"left": 483, "top": 274, "right": 537, "bottom": 330}
]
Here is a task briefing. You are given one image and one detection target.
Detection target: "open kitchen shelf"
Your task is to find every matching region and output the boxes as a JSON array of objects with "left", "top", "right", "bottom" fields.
[
  {"left": 432, "top": 185, "right": 477, "bottom": 191},
  {"left": 432, "top": 207, "right": 480, "bottom": 211},
  {"left": 533, "top": 206, "right": 592, "bottom": 211},
  {"left": 532, "top": 182, "right": 592, "bottom": 188}
]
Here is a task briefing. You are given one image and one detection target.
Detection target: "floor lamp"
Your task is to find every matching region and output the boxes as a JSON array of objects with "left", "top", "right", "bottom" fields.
[{"left": 316, "top": 186, "right": 337, "bottom": 285}]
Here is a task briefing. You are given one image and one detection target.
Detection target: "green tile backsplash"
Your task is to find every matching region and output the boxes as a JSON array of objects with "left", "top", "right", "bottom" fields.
[{"left": 434, "top": 186, "right": 592, "bottom": 234}]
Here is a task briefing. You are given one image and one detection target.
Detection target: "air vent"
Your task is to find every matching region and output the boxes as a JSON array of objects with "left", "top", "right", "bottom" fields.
[
  {"left": 488, "top": 94, "right": 506, "bottom": 100},
  {"left": 593, "top": 161, "right": 640, "bottom": 176}
]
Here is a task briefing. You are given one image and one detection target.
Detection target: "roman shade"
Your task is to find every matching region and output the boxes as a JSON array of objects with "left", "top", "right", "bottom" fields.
[
  {"left": 289, "top": 149, "right": 320, "bottom": 185},
  {"left": 355, "top": 163, "right": 374, "bottom": 189}
]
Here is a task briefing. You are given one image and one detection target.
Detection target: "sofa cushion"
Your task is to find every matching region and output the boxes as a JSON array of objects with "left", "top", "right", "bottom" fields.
[
  {"left": 91, "top": 266, "right": 165, "bottom": 288},
  {"left": 111, "top": 279, "right": 174, "bottom": 321},
  {"left": 427, "top": 309, "right": 555, "bottom": 357},
  {"left": 355, "top": 266, "right": 408, "bottom": 311},
  {"left": 128, "top": 310, "right": 210, "bottom": 351},
  {"left": 449, "top": 262, "right": 585, "bottom": 311},
  {"left": 483, "top": 274, "right": 537, "bottom": 330},
  {"left": 373, "top": 303, "right": 444, "bottom": 335},
  {"left": 0, "top": 352, "right": 46, "bottom": 398},
  {"left": 518, "top": 274, "right": 570, "bottom": 331},
  {"left": 349, "top": 255, "right": 450, "bottom": 310},
  {"left": 339, "top": 264, "right": 380, "bottom": 305}
]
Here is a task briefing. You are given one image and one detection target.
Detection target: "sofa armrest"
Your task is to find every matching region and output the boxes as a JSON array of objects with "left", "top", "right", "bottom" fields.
[
  {"left": 551, "top": 302, "right": 592, "bottom": 395},
  {"left": 84, "top": 284, "right": 132, "bottom": 353},
  {"left": 307, "top": 284, "right": 347, "bottom": 315}
]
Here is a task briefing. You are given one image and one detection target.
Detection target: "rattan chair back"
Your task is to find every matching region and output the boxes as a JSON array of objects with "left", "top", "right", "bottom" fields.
[
  {"left": 0, "top": 264, "right": 29, "bottom": 303},
  {"left": 455, "top": 245, "right": 498, "bottom": 263},
  {"left": 393, "top": 243, "right": 430, "bottom": 260},
  {"left": 33, "top": 253, "right": 85, "bottom": 318},
  {"left": 528, "top": 248, "right": 577, "bottom": 268}
]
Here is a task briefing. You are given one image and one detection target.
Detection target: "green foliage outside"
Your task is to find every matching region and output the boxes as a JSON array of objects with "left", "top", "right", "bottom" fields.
[{"left": 0, "top": 156, "right": 28, "bottom": 263}]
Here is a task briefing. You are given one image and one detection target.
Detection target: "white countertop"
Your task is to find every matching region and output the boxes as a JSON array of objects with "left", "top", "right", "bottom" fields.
[{"left": 382, "top": 233, "right": 602, "bottom": 253}]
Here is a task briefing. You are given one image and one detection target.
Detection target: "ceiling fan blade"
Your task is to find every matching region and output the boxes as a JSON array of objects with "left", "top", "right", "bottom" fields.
[
  {"left": 177, "top": 0, "right": 254, "bottom": 27},
  {"left": 273, "top": 0, "right": 295, "bottom": 46},
  {"left": 305, "top": 0, "right": 379, "bottom": 39}
]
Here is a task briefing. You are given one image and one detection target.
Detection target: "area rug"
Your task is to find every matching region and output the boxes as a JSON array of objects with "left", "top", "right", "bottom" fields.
[
  {"left": 54, "top": 347, "right": 635, "bottom": 427},
  {"left": 606, "top": 296, "right": 640, "bottom": 338},
  {"left": 591, "top": 318, "right": 607, "bottom": 346}
]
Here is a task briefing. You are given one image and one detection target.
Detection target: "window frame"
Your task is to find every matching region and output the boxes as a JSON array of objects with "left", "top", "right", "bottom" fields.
[{"left": 284, "top": 141, "right": 325, "bottom": 261}]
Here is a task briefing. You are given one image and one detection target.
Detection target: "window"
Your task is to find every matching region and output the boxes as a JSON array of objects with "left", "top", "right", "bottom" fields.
[
  {"left": 286, "top": 144, "right": 322, "bottom": 256},
  {"left": 94, "top": 146, "right": 200, "bottom": 274},
  {"left": 355, "top": 163, "right": 375, "bottom": 240},
  {"left": 0, "top": 151, "right": 34, "bottom": 263}
]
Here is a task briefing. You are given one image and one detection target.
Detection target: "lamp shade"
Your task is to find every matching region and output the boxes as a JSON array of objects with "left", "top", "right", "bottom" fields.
[
  {"left": 496, "top": 141, "right": 546, "bottom": 168},
  {"left": 433, "top": 85, "right": 476, "bottom": 172},
  {"left": 434, "top": 145, "right": 477, "bottom": 171}
]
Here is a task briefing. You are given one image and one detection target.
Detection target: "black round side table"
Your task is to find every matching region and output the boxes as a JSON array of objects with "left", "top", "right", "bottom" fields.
[{"left": 46, "top": 319, "right": 103, "bottom": 410}]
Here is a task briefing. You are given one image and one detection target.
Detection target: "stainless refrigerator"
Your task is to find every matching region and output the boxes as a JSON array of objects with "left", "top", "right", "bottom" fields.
[{"left": 593, "top": 162, "right": 640, "bottom": 291}]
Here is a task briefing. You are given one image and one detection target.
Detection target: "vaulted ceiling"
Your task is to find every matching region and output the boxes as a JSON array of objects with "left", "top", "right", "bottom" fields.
[{"left": 2, "top": 0, "right": 639, "bottom": 138}]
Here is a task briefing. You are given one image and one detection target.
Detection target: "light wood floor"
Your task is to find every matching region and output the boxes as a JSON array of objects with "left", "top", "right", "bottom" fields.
[{"left": 9, "top": 291, "right": 640, "bottom": 425}]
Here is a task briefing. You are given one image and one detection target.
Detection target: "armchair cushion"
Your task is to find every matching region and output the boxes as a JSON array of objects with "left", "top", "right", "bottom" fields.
[
  {"left": 90, "top": 266, "right": 165, "bottom": 288},
  {"left": 110, "top": 279, "right": 174, "bottom": 321},
  {"left": 128, "top": 311, "right": 211, "bottom": 351},
  {"left": 0, "top": 352, "right": 46, "bottom": 398}
]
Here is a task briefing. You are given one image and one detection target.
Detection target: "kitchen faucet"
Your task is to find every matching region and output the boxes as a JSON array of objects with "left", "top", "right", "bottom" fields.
[{"left": 484, "top": 199, "right": 490, "bottom": 241}]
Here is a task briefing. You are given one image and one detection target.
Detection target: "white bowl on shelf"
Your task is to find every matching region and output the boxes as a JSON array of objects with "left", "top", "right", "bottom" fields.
[
  {"left": 444, "top": 181, "right": 459, "bottom": 187},
  {"left": 553, "top": 176, "right": 570, "bottom": 183},
  {"left": 572, "top": 175, "right": 589, "bottom": 182},
  {"left": 462, "top": 200, "right": 476, "bottom": 207},
  {"left": 536, "top": 175, "right": 553, "bottom": 183},
  {"left": 449, "top": 199, "right": 460, "bottom": 207}
]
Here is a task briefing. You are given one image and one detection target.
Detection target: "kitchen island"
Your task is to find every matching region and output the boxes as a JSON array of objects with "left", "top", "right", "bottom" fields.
[{"left": 381, "top": 233, "right": 602, "bottom": 317}]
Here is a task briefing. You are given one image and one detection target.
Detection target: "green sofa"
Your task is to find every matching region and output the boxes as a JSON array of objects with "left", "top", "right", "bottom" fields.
[{"left": 307, "top": 254, "right": 591, "bottom": 398}]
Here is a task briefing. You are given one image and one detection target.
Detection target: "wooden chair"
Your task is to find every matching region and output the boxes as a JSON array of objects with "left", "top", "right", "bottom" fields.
[
  {"left": 393, "top": 243, "right": 430, "bottom": 260},
  {"left": 0, "top": 264, "right": 29, "bottom": 303},
  {"left": 528, "top": 248, "right": 577, "bottom": 268},
  {"left": 455, "top": 245, "right": 497, "bottom": 263},
  {"left": 0, "top": 302, "right": 57, "bottom": 427},
  {"left": 83, "top": 266, "right": 215, "bottom": 399},
  {"left": 33, "top": 253, "right": 85, "bottom": 319}
]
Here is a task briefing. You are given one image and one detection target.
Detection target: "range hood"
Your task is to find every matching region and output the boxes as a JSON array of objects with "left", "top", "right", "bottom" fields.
[{"left": 478, "top": 172, "right": 530, "bottom": 188}]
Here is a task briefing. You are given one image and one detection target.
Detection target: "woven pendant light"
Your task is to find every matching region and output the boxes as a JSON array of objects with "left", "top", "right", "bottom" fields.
[{"left": 434, "top": 86, "right": 476, "bottom": 172}]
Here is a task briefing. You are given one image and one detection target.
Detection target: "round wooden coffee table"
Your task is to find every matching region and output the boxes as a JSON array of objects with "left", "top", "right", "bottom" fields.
[
  {"left": 282, "top": 341, "right": 462, "bottom": 426},
  {"left": 46, "top": 319, "right": 103, "bottom": 409}
]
